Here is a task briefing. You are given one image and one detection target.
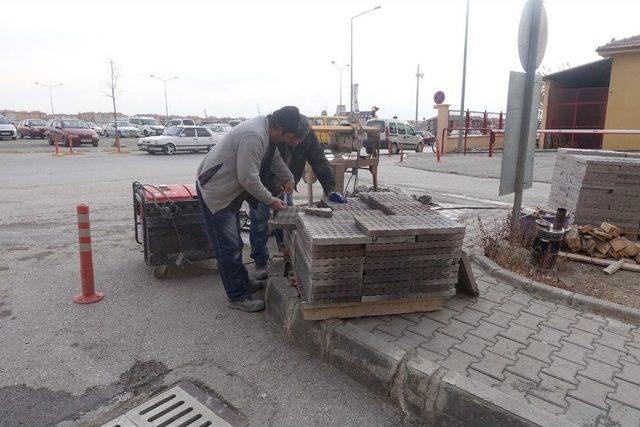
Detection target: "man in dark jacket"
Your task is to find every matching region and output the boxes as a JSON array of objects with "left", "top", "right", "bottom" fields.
[{"left": 249, "top": 126, "right": 336, "bottom": 279}]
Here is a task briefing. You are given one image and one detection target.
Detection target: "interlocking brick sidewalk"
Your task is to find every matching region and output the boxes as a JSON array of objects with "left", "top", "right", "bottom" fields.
[{"left": 350, "top": 265, "right": 640, "bottom": 426}]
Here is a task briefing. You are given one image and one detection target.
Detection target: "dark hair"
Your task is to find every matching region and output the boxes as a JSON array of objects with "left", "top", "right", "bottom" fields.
[{"left": 269, "top": 106, "right": 301, "bottom": 135}]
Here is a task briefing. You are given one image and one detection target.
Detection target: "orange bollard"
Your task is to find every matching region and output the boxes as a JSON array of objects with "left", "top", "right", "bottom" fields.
[
  {"left": 54, "top": 138, "right": 60, "bottom": 156},
  {"left": 68, "top": 135, "right": 73, "bottom": 154},
  {"left": 73, "top": 204, "right": 104, "bottom": 304}
]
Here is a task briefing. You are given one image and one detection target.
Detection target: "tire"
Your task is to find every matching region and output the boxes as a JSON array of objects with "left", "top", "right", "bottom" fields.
[
  {"left": 18, "top": 132, "right": 23, "bottom": 139},
  {"left": 117, "top": 131, "right": 123, "bottom": 139},
  {"left": 62, "top": 136, "right": 69, "bottom": 147},
  {"left": 12, "top": 136, "right": 17, "bottom": 141},
  {"left": 153, "top": 265, "right": 168, "bottom": 279},
  {"left": 392, "top": 142, "right": 399, "bottom": 154},
  {"left": 48, "top": 136, "right": 54, "bottom": 145},
  {"left": 163, "top": 143, "right": 176, "bottom": 155},
  {"left": 92, "top": 141, "right": 99, "bottom": 147},
  {"left": 143, "top": 130, "right": 149, "bottom": 137},
  {"left": 415, "top": 142, "right": 424, "bottom": 153},
  {"left": 206, "top": 145, "right": 213, "bottom": 152}
]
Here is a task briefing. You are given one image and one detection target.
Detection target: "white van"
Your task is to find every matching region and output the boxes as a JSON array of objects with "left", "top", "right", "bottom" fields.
[{"left": 364, "top": 118, "right": 424, "bottom": 154}]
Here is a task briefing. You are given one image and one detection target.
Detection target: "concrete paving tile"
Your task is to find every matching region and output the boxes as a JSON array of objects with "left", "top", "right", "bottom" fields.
[
  {"left": 467, "top": 368, "right": 501, "bottom": 388},
  {"left": 542, "top": 314, "right": 575, "bottom": 333},
  {"left": 468, "top": 320, "right": 506, "bottom": 344},
  {"left": 609, "top": 377, "right": 640, "bottom": 411},
  {"left": 542, "top": 355, "right": 582, "bottom": 386},
  {"left": 466, "top": 297, "right": 499, "bottom": 315},
  {"left": 506, "top": 291, "right": 533, "bottom": 307},
  {"left": 605, "top": 318, "right": 635, "bottom": 338},
  {"left": 596, "top": 330, "right": 631, "bottom": 352},
  {"left": 529, "top": 372, "right": 574, "bottom": 408},
  {"left": 494, "top": 300, "right": 526, "bottom": 316},
  {"left": 349, "top": 316, "right": 388, "bottom": 332},
  {"left": 490, "top": 282, "right": 514, "bottom": 294},
  {"left": 499, "top": 323, "right": 536, "bottom": 346},
  {"left": 454, "top": 334, "right": 492, "bottom": 358},
  {"left": 553, "top": 341, "right": 591, "bottom": 366},
  {"left": 485, "top": 335, "right": 526, "bottom": 361},
  {"left": 421, "top": 332, "right": 461, "bottom": 356},
  {"left": 563, "top": 397, "right": 608, "bottom": 427},
  {"left": 506, "top": 354, "right": 548, "bottom": 383},
  {"left": 438, "top": 319, "right": 474, "bottom": 341},
  {"left": 615, "top": 359, "right": 640, "bottom": 387},
  {"left": 590, "top": 343, "right": 625, "bottom": 368},
  {"left": 574, "top": 316, "right": 605, "bottom": 336},
  {"left": 440, "top": 348, "right": 480, "bottom": 373},
  {"left": 422, "top": 306, "right": 458, "bottom": 325},
  {"left": 495, "top": 371, "right": 537, "bottom": 401},
  {"left": 512, "top": 311, "right": 545, "bottom": 331},
  {"left": 481, "top": 290, "right": 510, "bottom": 304},
  {"left": 407, "top": 317, "right": 440, "bottom": 339},
  {"left": 551, "top": 305, "right": 582, "bottom": 322},
  {"left": 605, "top": 399, "right": 640, "bottom": 427},
  {"left": 621, "top": 346, "right": 640, "bottom": 366},
  {"left": 482, "top": 310, "right": 516, "bottom": 328},
  {"left": 580, "top": 358, "right": 620, "bottom": 388},
  {"left": 393, "top": 330, "right": 429, "bottom": 351},
  {"left": 533, "top": 325, "right": 567, "bottom": 348},
  {"left": 370, "top": 328, "right": 397, "bottom": 343},
  {"left": 524, "top": 301, "right": 555, "bottom": 318},
  {"left": 453, "top": 307, "right": 487, "bottom": 327},
  {"left": 563, "top": 328, "right": 598, "bottom": 350},
  {"left": 470, "top": 350, "right": 513, "bottom": 381},
  {"left": 415, "top": 346, "right": 443, "bottom": 364},
  {"left": 568, "top": 375, "right": 614, "bottom": 411},
  {"left": 521, "top": 339, "right": 556, "bottom": 364},
  {"left": 525, "top": 394, "right": 565, "bottom": 415},
  {"left": 375, "top": 316, "right": 416, "bottom": 338},
  {"left": 397, "top": 312, "right": 422, "bottom": 323},
  {"left": 442, "top": 296, "right": 472, "bottom": 313}
]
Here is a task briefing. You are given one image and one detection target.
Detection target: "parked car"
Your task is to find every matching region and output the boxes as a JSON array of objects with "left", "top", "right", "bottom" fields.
[
  {"left": 165, "top": 118, "right": 195, "bottom": 128},
  {"left": 86, "top": 122, "right": 104, "bottom": 136},
  {"left": 17, "top": 119, "right": 48, "bottom": 139},
  {"left": 47, "top": 119, "right": 99, "bottom": 147},
  {"left": 0, "top": 115, "right": 18, "bottom": 140},
  {"left": 129, "top": 117, "right": 165, "bottom": 137},
  {"left": 137, "top": 126, "right": 215, "bottom": 155},
  {"left": 104, "top": 121, "right": 140, "bottom": 138},
  {"left": 363, "top": 118, "right": 424, "bottom": 154}
]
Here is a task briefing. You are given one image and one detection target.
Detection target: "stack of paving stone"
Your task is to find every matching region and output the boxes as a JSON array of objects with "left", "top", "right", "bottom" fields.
[
  {"left": 354, "top": 211, "right": 465, "bottom": 299},
  {"left": 360, "top": 191, "right": 432, "bottom": 215},
  {"left": 549, "top": 148, "right": 640, "bottom": 237},
  {"left": 293, "top": 213, "right": 370, "bottom": 304}
]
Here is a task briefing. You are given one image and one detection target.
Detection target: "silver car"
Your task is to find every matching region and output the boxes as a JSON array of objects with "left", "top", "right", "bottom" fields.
[{"left": 104, "top": 121, "right": 140, "bottom": 138}]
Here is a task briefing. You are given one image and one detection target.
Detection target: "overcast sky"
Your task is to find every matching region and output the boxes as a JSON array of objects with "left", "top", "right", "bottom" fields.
[{"left": 1, "top": 0, "right": 638, "bottom": 120}]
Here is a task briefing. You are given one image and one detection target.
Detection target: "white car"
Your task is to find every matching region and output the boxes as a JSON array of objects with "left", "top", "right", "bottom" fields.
[
  {"left": 137, "top": 126, "right": 216, "bottom": 155},
  {"left": 166, "top": 118, "right": 195, "bottom": 127},
  {"left": 104, "top": 121, "right": 140, "bottom": 138},
  {"left": 128, "top": 117, "right": 165, "bottom": 137},
  {"left": 0, "top": 115, "right": 18, "bottom": 140},
  {"left": 86, "top": 122, "right": 104, "bottom": 136}
]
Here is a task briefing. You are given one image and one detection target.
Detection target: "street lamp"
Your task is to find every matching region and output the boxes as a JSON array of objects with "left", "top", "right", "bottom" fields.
[
  {"left": 458, "top": 0, "right": 470, "bottom": 152},
  {"left": 149, "top": 74, "right": 178, "bottom": 125},
  {"left": 350, "top": 5, "right": 381, "bottom": 121},
  {"left": 415, "top": 64, "right": 424, "bottom": 130},
  {"left": 34, "top": 82, "right": 62, "bottom": 116},
  {"left": 331, "top": 61, "right": 349, "bottom": 115}
]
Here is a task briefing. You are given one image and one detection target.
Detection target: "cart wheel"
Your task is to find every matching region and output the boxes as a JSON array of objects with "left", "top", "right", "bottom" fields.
[{"left": 153, "top": 265, "right": 168, "bottom": 279}]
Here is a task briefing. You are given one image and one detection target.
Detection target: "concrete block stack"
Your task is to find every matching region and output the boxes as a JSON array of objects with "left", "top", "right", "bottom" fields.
[
  {"left": 354, "top": 211, "right": 464, "bottom": 299},
  {"left": 549, "top": 149, "right": 640, "bottom": 238}
]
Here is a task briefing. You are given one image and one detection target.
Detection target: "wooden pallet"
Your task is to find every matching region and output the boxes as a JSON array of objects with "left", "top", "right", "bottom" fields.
[{"left": 301, "top": 295, "right": 443, "bottom": 321}]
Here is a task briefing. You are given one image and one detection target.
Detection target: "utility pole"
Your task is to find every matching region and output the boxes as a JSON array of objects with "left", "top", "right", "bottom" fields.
[
  {"left": 34, "top": 82, "right": 62, "bottom": 116},
  {"left": 458, "top": 0, "right": 470, "bottom": 152},
  {"left": 350, "top": 5, "right": 381, "bottom": 121},
  {"left": 331, "top": 61, "right": 349, "bottom": 114},
  {"left": 415, "top": 64, "right": 424, "bottom": 129},
  {"left": 149, "top": 74, "right": 178, "bottom": 125}
]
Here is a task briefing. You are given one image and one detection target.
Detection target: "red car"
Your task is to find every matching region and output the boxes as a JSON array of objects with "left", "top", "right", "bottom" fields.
[
  {"left": 47, "top": 119, "right": 99, "bottom": 147},
  {"left": 17, "top": 119, "right": 49, "bottom": 139}
]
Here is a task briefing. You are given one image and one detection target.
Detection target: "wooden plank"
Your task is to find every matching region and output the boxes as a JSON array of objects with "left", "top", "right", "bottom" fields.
[
  {"left": 604, "top": 259, "right": 625, "bottom": 275},
  {"left": 558, "top": 251, "right": 640, "bottom": 272},
  {"left": 301, "top": 296, "right": 442, "bottom": 321},
  {"left": 456, "top": 252, "right": 479, "bottom": 296}
]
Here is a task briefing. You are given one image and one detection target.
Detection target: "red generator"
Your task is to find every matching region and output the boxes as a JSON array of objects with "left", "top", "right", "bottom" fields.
[{"left": 133, "top": 182, "right": 214, "bottom": 278}]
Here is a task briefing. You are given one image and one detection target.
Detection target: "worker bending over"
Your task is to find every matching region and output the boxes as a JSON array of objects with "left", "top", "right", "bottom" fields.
[
  {"left": 250, "top": 118, "right": 341, "bottom": 280},
  {"left": 196, "top": 106, "right": 306, "bottom": 312}
]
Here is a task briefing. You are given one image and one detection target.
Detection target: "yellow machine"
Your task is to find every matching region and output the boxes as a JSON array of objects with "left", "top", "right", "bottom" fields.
[{"left": 308, "top": 116, "right": 348, "bottom": 145}]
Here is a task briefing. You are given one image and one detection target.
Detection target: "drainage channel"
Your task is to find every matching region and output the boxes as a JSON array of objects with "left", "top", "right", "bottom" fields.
[{"left": 102, "top": 381, "right": 246, "bottom": 427}]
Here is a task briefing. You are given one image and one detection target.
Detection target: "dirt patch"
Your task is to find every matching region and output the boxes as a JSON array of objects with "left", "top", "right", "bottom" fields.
[{"left": 119, "top": 359, "right": 170, "bottom": 388}]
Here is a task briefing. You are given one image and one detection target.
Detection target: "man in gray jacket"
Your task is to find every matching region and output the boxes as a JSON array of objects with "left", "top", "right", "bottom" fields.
[{"left": 196, "top": 106, "right": 304, "bottom": 312}]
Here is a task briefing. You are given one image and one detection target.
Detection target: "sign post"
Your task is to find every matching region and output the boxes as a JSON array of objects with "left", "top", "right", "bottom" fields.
[{"left": 510, "top": 0, "right": 547, "bottom": 229}]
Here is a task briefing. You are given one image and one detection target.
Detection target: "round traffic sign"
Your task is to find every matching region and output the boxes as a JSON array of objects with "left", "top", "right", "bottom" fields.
[
  {"left": 433, "top": 91, "right": 445, "bottom": 105},
  {"left": 518, "top": 0, "right": 548, "bottom": 71}
]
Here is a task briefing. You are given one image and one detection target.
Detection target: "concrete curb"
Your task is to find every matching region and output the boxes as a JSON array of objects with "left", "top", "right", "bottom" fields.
[
  {"left": 265, "top": 276, "right": 574, "bottom": 426},
  {"left": 470, "top": 254, "right": 640, "bottom": 325}
]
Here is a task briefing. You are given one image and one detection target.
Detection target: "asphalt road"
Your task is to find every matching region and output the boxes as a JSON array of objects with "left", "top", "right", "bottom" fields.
[{"left": 0, "top": 145, "right": 551, "bottom": 425}]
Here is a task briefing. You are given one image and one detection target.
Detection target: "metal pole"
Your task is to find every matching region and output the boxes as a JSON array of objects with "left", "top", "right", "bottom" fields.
[
  {"left": 415, "top": 64, "right": 423, "bottom": 130},
  {"left": 339, "top": 68, "right": 343, "bottom": 108},
  {"left": 350, "top": 17, "right": 354, "bottom": 121},
  {"left": 457, "top": 0, "right": 470, "bottom": 152},
  {"left": 512, "top": 0, "right": 542, "bottom": 229},
  {"left": 163, "top": 80, "right": 169, "bottom": 125},
  {"left": 49, "top": 87, "right": 55, "bottom": 116}
]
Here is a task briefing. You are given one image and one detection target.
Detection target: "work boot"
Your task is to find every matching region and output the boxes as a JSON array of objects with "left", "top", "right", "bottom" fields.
[
  {"left": 228, "top": 297, "right": 265, "bottom": 312},
  {"left": 248, "top": 278, "right": 266, "bottom": 294},
  {"left": 254, "top": 264, "right": 268, "bottom": 280}
]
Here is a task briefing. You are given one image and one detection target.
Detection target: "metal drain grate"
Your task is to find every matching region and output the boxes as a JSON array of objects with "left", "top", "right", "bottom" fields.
[{"left": 103, "top": 382, "right": 244, "bottom": 427}]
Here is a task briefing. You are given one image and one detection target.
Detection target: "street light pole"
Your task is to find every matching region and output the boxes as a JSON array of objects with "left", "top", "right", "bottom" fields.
[
  {"left": 458, "top": 0, "right": 470, "bottom": 152},
  {"left": 350, "top": 5, "right": 381, "bottom": 121},
  {"left": 331, "top": 61, "right": 349, "bottom": 114},
  {"left": 34, "top": 82, "right": 62, "bottom": 116},
  {"left": 149, "top": 75, "right": 178, "bottom": 125},
  {"left": 415, "top": 64, "right": 424, "bottom": 129}
]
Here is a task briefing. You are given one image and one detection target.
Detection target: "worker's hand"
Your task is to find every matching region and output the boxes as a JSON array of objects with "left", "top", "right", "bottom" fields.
[
  {"left": 281, "top": 181, "right": 294, "bottom": 194},
  {"left": 269, "top": 198, "right": 287, "bottom": 211}
]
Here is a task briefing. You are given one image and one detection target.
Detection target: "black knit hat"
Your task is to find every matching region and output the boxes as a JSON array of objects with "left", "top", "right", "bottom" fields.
[{"left": 270, "top": 106, "right": 302, "bottom": 135}]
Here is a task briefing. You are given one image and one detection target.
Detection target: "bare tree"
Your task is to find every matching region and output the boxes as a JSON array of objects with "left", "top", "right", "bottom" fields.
[{"left": 104, "top": 58, "right": 122, "bottom": 149}]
